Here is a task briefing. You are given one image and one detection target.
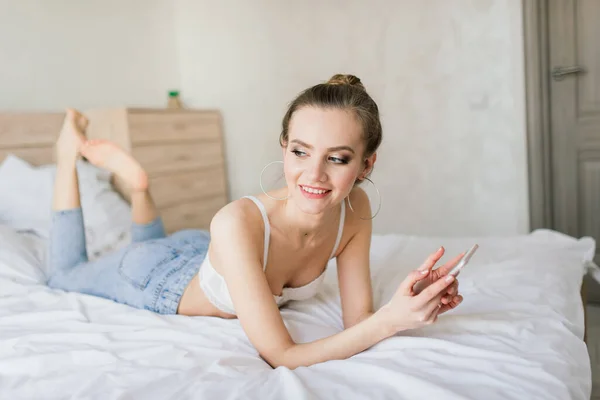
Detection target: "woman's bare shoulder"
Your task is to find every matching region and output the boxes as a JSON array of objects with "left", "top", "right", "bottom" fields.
[
  {"left": 209, "top": 197, "right": 266, "bottom": 243},
  {"left": 345, "top": 186, "right": 371, "bottom": 225}
]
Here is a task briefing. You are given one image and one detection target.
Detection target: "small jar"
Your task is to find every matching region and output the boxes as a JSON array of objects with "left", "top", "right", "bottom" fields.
[{"left": 167, "top": 90, "right": 183, "bottom": 109}]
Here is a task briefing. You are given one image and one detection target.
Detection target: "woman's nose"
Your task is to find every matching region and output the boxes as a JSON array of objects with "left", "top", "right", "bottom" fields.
[{"left": 307, "top": 161, "right": 327, "bottom": 183}]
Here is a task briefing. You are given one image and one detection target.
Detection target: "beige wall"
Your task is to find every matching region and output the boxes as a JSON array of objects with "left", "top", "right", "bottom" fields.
[
  {"left": 0, "top": 0, "right": 180, "bottom": 110},
  {"left": 174, "top": 0, "right": 529, "bottom": 236},
  {"left": 0, "top": 0, "right": 529, "bottom": 236}
]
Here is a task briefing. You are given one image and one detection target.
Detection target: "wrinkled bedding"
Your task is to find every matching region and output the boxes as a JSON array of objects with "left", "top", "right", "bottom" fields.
[{"left": 0, "top": 227, "right": 594, "bottom": 399}]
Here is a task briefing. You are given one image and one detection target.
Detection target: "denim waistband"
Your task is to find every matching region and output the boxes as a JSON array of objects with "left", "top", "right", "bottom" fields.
[{"left": 152, "top": 251, "right": 206, "bottom": 315}]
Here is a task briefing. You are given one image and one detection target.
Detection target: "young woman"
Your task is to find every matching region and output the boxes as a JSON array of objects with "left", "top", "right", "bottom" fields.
[{"left": 47, "top": 74, "right": 464, "bottom": 369}]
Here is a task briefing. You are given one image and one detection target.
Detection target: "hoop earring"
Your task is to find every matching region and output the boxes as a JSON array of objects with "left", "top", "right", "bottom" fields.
[
  {"left": 347, "top": 177, "right": 382, "bottom": 220},
  {"left": 259, "top": 161, "right": 289, "bottom": 201}
]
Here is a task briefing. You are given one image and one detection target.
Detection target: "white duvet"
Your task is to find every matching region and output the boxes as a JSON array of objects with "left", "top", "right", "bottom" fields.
[{"left": 0, "top": 226, "right": 594, "bottom": 400}]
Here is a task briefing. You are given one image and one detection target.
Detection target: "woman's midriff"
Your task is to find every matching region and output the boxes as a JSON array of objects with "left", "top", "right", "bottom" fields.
[{"left": 176, "top": 274, "right": 237, "bottom": 319}]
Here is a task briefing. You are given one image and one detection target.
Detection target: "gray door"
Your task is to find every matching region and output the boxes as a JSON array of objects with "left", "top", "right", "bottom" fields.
[{"left": 549, "top": 0, "right": 600, "bottom": 299}]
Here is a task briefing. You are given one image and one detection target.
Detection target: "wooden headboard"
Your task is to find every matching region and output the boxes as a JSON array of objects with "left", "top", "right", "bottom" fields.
[
  {"left": 0, "top": 109, "right": 229, "bottom": 233},
  {"left": 0, "top": 112, "right": 63, "bottom": 166}
]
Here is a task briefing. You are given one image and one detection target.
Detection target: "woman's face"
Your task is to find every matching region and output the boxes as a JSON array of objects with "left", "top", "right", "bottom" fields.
[{"left": 283, "top": 106, "right": 375, "bottom": 215}]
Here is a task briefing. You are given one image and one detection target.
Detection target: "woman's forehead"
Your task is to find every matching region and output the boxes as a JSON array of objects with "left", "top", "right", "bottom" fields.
[{"left": 288, "top": 107, "right": 363, "bottom": 147}]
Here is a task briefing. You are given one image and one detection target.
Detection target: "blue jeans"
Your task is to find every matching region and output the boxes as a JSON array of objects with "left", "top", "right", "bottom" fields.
[{"left": 46, "top": 209, "right": 210, "bottom": 314}]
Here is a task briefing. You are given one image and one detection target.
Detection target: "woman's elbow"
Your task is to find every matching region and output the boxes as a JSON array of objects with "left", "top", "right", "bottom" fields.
[
  {"left": 343, "top": 311, "right": 374, "bottom": 330},
  {"left": 260, "top": 346, "right": 302, "bottom": 370}
]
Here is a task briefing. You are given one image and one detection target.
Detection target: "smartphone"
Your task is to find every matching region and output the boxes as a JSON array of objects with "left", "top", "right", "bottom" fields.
[{"left": 448, "top": 244, "right": 479, "bottom": 277}]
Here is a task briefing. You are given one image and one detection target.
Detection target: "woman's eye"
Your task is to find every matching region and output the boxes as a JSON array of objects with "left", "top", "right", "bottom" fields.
[
  {"left": 330, "top": 156, "right": 349, "bottom": 164},
  {"left": 292, "top": 150, "right": 306, "bottom": 157}
]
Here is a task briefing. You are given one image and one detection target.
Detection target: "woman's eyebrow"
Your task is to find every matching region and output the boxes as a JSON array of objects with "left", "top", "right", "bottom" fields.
[{"left": 290, "top": 139, "right": 355, "bottom": 154}]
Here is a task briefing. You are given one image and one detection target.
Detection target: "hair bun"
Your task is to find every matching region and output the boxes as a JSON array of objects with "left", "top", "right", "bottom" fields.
[{"left": 327, "top": 74, "right": 365, "bottom": 90}]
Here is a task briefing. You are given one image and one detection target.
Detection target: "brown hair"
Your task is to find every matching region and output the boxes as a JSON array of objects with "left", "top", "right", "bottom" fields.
[{"left": 279, "top": 74, "right": 382, "bottom": 158}]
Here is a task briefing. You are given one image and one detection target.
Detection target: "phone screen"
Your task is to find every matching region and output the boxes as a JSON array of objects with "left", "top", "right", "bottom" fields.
[{"left": 448, "top": 244, "right": 479, "bottom": 277}]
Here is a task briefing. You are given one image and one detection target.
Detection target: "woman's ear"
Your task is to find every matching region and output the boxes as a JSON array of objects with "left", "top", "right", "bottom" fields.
[
  {"left": 361, "top": 153, "right": 377, "bottom": 179},
  {"left": 281, "top": 141, "right": 287, "bottom": 159}
]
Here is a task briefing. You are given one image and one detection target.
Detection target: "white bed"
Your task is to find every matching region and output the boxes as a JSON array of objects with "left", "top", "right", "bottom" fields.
[
  {"left": 0, "top": 112, "right": 594, "bottom": 399},
  {"left": 0, "top": 224, "right": 594, "bottom": 399}
]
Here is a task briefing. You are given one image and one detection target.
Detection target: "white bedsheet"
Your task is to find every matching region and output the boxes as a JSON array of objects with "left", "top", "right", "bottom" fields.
[{"left": 0, "top": 227, "right": 594, "bottom": 400}]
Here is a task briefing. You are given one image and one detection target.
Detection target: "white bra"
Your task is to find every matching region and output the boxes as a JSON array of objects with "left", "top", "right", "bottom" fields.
[{"left": 198, "top": 195, "right": 346, "bottom": 315}]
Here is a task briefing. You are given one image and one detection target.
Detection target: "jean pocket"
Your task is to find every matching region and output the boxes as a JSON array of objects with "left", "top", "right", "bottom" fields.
[{"left": 118, "top": 241, "right": 180, "bottom": 290}]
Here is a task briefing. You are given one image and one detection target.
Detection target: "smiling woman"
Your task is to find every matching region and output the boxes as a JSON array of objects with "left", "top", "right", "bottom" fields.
[
  {"left": 44, "top": 74, "right": 464, "bottom": 370},
  {"left": 281, "top": 108, "right": 369, "bottom": 217}
]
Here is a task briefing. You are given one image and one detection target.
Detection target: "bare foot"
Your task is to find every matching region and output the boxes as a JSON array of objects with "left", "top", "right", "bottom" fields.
[
  {"left": 80, "top": 139, "right": 149, "bottom": 191},
  {"left": 56, "top": 108, "right": 88, "bottom": 162}
]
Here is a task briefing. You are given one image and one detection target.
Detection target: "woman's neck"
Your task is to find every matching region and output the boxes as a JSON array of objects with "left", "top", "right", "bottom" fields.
[{"left": 278, "top": 199, "right": 339, "bottom": 242}]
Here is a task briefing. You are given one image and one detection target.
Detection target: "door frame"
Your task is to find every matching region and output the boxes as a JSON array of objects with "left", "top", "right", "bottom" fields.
[
  {"left": 525, "top": 0, "right": 592, "bottom": 314},
  {"left": 523, "top": 0, "right": 553, "bottom": 230}
]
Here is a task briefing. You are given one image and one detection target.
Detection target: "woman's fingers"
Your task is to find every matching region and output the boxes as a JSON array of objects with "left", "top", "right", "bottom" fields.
[
  {"left": 398, "top": 267, "right": 432, "bottom": 295},
  {"left": 423, "top": 292, "right": 445, "bottom": 316},
  {"left": 414, "top": 274, "right": 455, "bottom": 307},
  {"left": 418, "top": 247, "right": 445, "bottom": 272},
  {"left": 451, "top": 295, "right": 463, "bottom": 307},
  {"left": 441, "top": 281, "right": 459, "bottom": 302},
  {"left": 399, "top": 248, "right": 446, "bottom": 295},
  {"left": 427, "top": 305, "right": 441, "bottom": 324},
  {"left": 435, "top": 252, "right": 466, "bottom": 276},
  {"left": 438, "top": 295, "right": 463, "bottom": 314},
  {"left": 446, "top": 281, "right": 458, "bottom": 295},
  {"left": 421, "top": 292, "right": 463, "bottom": 324},
  {"left": 422, "top": 295, "right": 445, "bottom": 323}
]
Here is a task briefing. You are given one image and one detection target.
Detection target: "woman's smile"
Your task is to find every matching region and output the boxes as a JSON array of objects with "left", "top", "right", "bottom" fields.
[{"left": 299, "top": 184, "right": 332, "bottom": 199}]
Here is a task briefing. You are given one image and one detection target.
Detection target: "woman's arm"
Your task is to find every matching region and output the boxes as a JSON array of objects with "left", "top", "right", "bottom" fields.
[
  {"left": 335, "top": 188, "right": 375, "bottom": 329},
  {"left": 337, "top": 189, "right": 464, "bottom": 326},
  {"left": 210, "top": 201, "right": 455, "bottom": 369}
]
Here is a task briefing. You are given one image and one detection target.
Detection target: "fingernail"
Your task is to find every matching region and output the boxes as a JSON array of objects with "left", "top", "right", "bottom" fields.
[
  {"left": 445, "top": 275, "right": 455, "bottom": 283},
  {"left": 420, "top": 269, "right": 428, "bottom": 274},
  {"left": 438, "top": 246, "right": 443, "bottom": 252}
]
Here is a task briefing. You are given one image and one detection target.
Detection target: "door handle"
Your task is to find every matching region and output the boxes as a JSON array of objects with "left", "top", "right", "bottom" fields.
[{"left": 552, "top": 65, "right": 585, "bottom": 81}]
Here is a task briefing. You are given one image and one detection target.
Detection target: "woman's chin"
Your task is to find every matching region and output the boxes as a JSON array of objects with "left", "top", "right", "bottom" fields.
[{"left": 294, "top": 192, "right": 342, "bottom": 215}]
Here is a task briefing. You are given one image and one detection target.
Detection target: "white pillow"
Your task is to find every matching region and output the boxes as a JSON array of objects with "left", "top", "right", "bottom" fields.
[
  {"left": 0, "top": 154, "right": 131, "bottom": 259},
  {"left": 0, "top": 225, "right": 46, "bottom": 289}
]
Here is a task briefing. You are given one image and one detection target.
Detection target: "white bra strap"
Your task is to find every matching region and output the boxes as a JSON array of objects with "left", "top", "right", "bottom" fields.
[
  {"left": 329, "top": 199, "right": 346, "bottom": 259},
  {"left": 242, "top": 196, "right": 270, "bottom": 271}
]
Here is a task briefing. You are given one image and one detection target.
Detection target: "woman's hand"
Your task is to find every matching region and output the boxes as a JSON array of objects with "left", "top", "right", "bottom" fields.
[
  {"left": 412, "top": 247, "right": 464, "bottom": 314},
  {"left": 378, "top": 265, "right": 457, "bottom": 334}
]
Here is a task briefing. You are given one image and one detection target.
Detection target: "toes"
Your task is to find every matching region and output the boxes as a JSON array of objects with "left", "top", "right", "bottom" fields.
[
  {"left": 62, "top": 108, "right": 88, "bottom": 138},
  {"left": 65, "top": 108, "right": 83, "bottom": 124},
  {"left": 65, "top": 108, "right": 76, "bottom": 119},
  {"left": 78, "top": 115, "right": 89, "bottom": 131}
]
